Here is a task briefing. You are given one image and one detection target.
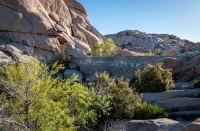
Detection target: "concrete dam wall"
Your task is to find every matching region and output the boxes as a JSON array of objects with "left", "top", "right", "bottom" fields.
[{"left": 71, "top": 56, "right": 185, "bottom": 81}]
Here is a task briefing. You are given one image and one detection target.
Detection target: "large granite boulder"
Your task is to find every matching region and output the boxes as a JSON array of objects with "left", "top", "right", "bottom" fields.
[
  {"left": 181, "top": 118, "right": 200, "bottom": 131},
  {"left": 107, "top": 118, "right": 190, "bottom": 131},
  {"left": 161, "top": 49, "right": 179, "bottom": 56},
  {"left": 153, "top": 98, "right": 200, "bottom": 112},
  {"left": 0, "top": 0, "right": 105, "bottom": 64},
  {"left": 156, "top": 57, "right": 184, "bottom": 80},
  {"left": 142, "top": 88, "right": 200, "bottom": 103}
]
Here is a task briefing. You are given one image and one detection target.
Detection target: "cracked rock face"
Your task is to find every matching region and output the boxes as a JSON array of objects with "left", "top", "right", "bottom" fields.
[{"left": 0, "top": 0, "right": 106, "bottom": 64}]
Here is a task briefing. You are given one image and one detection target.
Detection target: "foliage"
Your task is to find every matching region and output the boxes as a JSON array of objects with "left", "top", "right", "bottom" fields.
[
  {"left": 94, "top": 72, "right": 141, "bottom": 119},
  {"left": 134, "top": 102, "right": 168, "bottom": 119},
  {"left": 88, "top": 38, "right": 116, "bottom": 56},
  {"left": 193, "top": 80, "right": 200, "bottom": 88},
  {"left": 56, "top": 44, "right": 70, "bottom": 67},
  {"left": 0, "top": 62, "right": 111, "bottom": 130},
  {"left": 134, "top": 63, "right": 174, "bottom": 93},
  {"left": 110, "top": 78, "right": 141, "bottom": 119},
  {"left": 138, "top": 52, "right": 155, "bottom": 56},
  {"left": 0, "top": 61, "right": 74, "bottom": 131}
]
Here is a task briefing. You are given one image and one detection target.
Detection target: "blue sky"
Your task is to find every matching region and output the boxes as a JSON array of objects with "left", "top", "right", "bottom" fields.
[{"left": 77, "top": 0, "right": 200, "bottom": 42}]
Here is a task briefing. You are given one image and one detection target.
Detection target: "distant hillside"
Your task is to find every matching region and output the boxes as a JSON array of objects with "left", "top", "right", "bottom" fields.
[{"left": 106, "top": 30, "right": 200, "bottom": 55}]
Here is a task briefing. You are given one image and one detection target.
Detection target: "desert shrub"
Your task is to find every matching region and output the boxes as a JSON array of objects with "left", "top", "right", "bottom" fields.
[
  {"left": 134, "top": 63, "right": 174, "bottom": 93},
  {"left": 88, "top": 38, "right": 116, "bottom": 56},
  {"left": 55, "top": 44, "right": 70, "bottom": 67},
  {"left": 138, "top": 52, "right": 155, "bottom": 56},
  {"left": 0, "top": 62, "right": 111, "bottom": 131},
  {"left": 193, "top": 80, "right": 200, "bottom": 88},
  {"left": 110, "top": 78, "right": 141, "bottom": 119},
  {"left": 134, "top": 102, "right": 168, "bottom": 119},
  {"left": 94, "top": 72, "right": 141, "bottom": 119}
]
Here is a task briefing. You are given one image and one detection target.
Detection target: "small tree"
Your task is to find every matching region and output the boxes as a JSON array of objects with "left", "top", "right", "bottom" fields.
[
  {"left": 0, "top": 62, "right": 111, "bottom": 130},
  {"left": 94, "top": 72, "right": 141, "bottom": 119},
  {"left": 134, "top": 63, "right": 174, "bottom": 93},
  {"left": 88, "top": 38, "right": 116, "bottom": 56},
  {"left": 0, "top": 62, "right": 75, "bottom": 131}
]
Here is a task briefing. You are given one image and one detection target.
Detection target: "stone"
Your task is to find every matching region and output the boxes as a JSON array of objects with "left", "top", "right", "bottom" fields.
[
  {"left": 181, "top": 118, "right": 200, "bottom": 131},
  {"left": 156, "top": 57, "right": 184, "bottom": 80},
  {"left": 106, "top": 30, "right": 198, "bottom": 56},
  {"left": 64, "top": 70, "right": 82, "bottom": 81},
  {"left": 49, "top": 12, "right": 60, "bottom": 23},
  {"left": 74, "top": 38, "right": 91, "bottom": 52},
  {"left": 107, "top": 118, "right": 190, "bottom": 131},
  {"left": 114, "top": 48, "right": 140, "bottom": 56},
  {"left": 181, "top": 52, "right": 195, "bottom": 61},
  {"left": 86, "top": 74, "right": 98, "bottom": 82},
  {"left": 0, "top": 0, "right": 105, "bottom": 64},
  {"left": 153, "top": 98, "right": 200, "bottom": 112},
  {"left": 163, "top": 44, "right": 174, "bottom": 51},
  {"left": 142, "top": 88, "right": 200, "bottom": 103},
  {"left": 175, "top": 82, "right": 194, "bottom": 90},
  {"left": 0, "top": 51, "right": 12, "bottom": 64},
  {"left": 162, "top": 49, "right": 179, "bottom": 56},
  {"left": 66, "top": 44, "right": 87, "bottom": 57},
  {"left": 64, "top": 0, "right": 87, "bottom": 16},
  {"left": 169, "top": 110, "right": 200, "bottom": 119}
]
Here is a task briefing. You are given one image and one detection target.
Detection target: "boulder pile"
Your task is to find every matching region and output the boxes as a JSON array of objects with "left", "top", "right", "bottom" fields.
[{"left": 106, "top": 30, "right": 199, "bottom": 56}]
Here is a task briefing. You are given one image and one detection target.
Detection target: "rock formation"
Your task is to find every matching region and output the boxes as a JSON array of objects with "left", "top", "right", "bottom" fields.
[
  {"left": 106, "top": 30, "right": 199, "bottom": 55},
  {"left": 0, "top": 0, "right": 106, "bottom": 64}
]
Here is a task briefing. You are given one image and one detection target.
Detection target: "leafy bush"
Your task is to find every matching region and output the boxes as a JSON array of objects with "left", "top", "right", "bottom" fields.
[
  {"left": 134, "top": 63, "right": 174, "bottom": 93},
  {"left": 0, "top": 62, "right": 111, "bottom": 130},
  {"left": 193, "top": 80, "right": 200, "bottom": 88},
  {"left": 134, "top": 103, "right": 168, "bottom": 119},
  {"left": 88, "top": 38, "right": 116, "bottom": 56},
  {"left": 55, "top": 44, "right": 70, "bottom": 67},
  {"left": 94, "top": 72, "right": 141, "bottom": 119},
  {"left": 110, "top": 78, "right": 141, "bottom": 119}
]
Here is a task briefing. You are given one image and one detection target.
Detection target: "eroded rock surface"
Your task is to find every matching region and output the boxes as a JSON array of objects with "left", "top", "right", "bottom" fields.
[{"left": 0, "top": 0, "right": 105, "bottom": 64}]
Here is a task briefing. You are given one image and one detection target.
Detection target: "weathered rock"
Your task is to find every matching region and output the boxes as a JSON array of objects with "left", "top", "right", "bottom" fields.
[
  {"left": 0, "top": 51, "right": 12, "bottom": 64},
  {"left": 142, "top": 88, "right": 200, "bottom": 103},
  {"left": 181, "top": 118, "right": 200, "bottom": 131},
  {"left": 178, "top": 56, "right": 200, "bottom": 82},
  {"left": 64, "top": 0, "right": 87, "bottom": 16},
  {"left": 156, "top": 57, "right": 184, "bottom": 80},
  {"left": 107, "top": 118, "right": 190, "bottom": 131},
  {"left": 114, "top": 48, "right": 140, "bottom": 56},
  {"left": 162, "top": 49, "right": 179, "bottom": 56},
  {"left": 106, "top": 30, "right": 198, "bottom": 55},
  {"left": 64, "top": 70, "right": 82, "bottom": 81},
  {"left": 0, "top": 0, "right": 105, "bottom": 64},
  {"left": 175, "top": 82, "right": 194, "bottom": 90},
  {"left": 169, "top": 110, "right": 200, "bottom": 119},
  {"left": 154, "top": 98, "right": 200, "bottom": 112},
  {"left": 66, "top": 44, "right": 87, "bottom": 57}
]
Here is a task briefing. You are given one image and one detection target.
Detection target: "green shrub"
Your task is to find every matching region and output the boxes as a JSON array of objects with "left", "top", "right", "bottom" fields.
[
  {"left": 110, "top": 78, "right": 141, "bottom": 119},
  {"left": 138, "top": 52, "right": 155, "bottom": 56},
  {"left": 134, "top": 103, "right": 168, "bottom": 119},
  {"left": 0, "top": 62, "right": 111, "bottom": 131},
  {"left": 134, "top": 63, "right": 174, "bottom": 93},
  {"left": 193, "top": 80, "right": 200, "bottom": 88},
  {"left": 88, "top": 38, "right": 116, "bottom": 56},
  {"left": 55, "top": 44, "right": 70, "bottom": 67},
  {"left": 94, "top": 72, "right": 141, "bottom": 119}
]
